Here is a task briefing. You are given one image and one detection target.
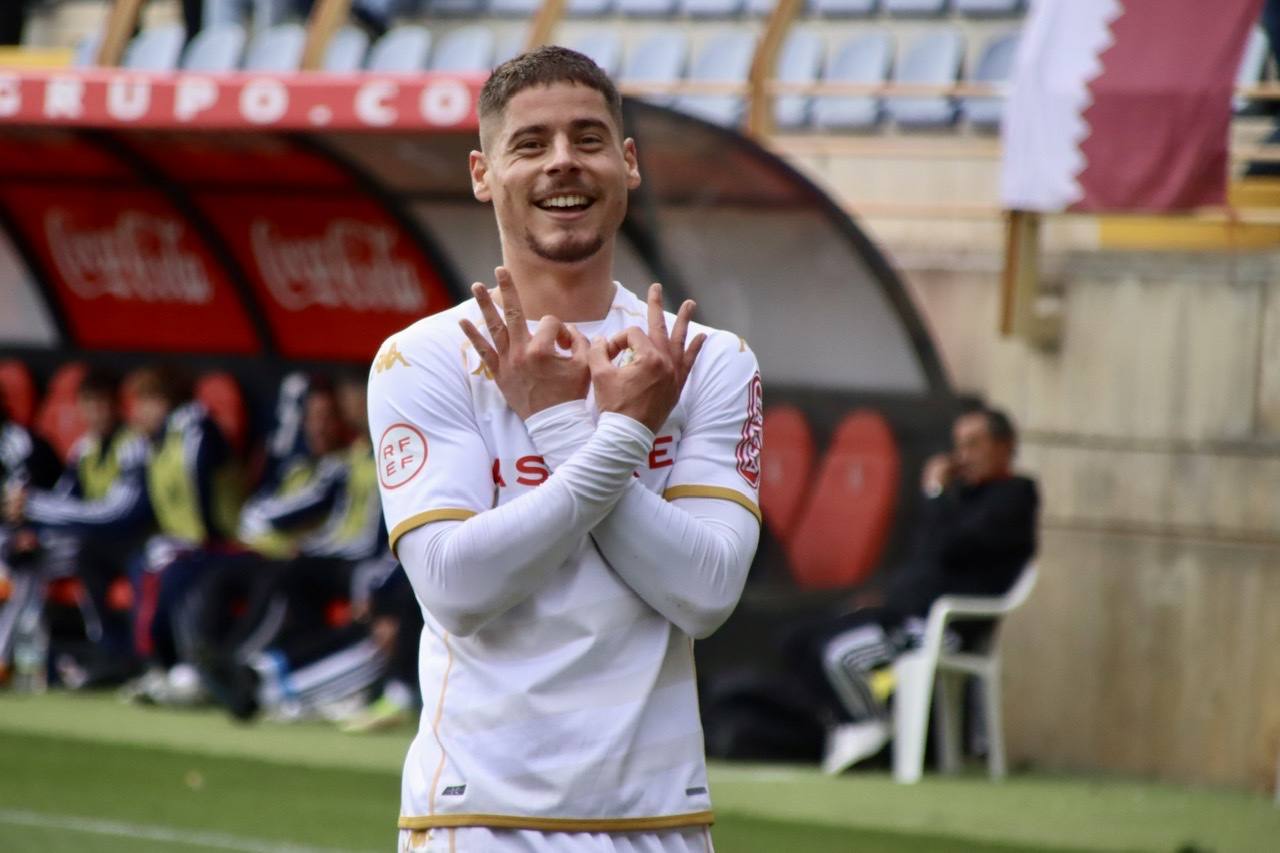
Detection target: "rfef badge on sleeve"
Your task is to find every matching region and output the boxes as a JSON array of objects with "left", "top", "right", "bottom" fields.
[{"left": 379, "top": 423, "right": 427, "bottom": 489}]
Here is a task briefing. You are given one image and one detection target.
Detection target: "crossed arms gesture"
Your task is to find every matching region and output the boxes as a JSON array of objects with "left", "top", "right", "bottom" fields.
[
  {"left": 457, "top": 267, "right": 707, "bottom": 432},
  {"left": 388, "top": 267, "right": 753, "bottom": 639}
]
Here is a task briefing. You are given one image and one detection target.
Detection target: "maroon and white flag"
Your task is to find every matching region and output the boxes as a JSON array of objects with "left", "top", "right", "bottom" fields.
[{"left": 1002, "top": 0, "right": 1263, "bottom": 212}]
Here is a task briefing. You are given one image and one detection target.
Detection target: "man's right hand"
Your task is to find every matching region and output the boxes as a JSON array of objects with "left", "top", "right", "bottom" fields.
[
  {"left": 589, "top": 283, "right": 706, "bottom": 434},
  {"left": 459, "top": 267, "right": 590, "bottom": 421},
  {"left": 921, "top": 453, "right": 954, "bottom": 496}
]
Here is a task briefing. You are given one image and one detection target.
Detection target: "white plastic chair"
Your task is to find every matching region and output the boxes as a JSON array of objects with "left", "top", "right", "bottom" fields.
[{"left": 892, "top": 563, "right": 1038, "bottom": 784}]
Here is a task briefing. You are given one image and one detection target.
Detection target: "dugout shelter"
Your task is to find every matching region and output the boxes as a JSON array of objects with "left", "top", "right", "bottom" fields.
[{"left": 0, "top": 63, "right": 959, "bottom": 654}]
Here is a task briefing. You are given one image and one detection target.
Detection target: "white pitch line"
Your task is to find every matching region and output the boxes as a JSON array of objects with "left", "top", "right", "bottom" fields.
[{"left": 0, "top": 808, "right": 371, "bottom": 853}]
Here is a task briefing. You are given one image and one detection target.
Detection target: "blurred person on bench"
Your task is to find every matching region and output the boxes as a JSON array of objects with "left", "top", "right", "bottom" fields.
[
  {"left": 183, "top": 375, "right": 350, "bottom": 672},
  {"left": 0, "top": 384, "right": 64, "bottom": 680},
  {"left": 195, "top": 372, "right": 395, "bottom": 722},
  {"left": 793, "top": 404, "right": 1039, "bottom": 774},
  {"left": 120, "top": 363, "right": 244, "bottom": 705},
  {"left": 3, "top": 367, "right": 152, "bottom": 688},
  {"left": 331, "top": 372, "right": 422, "bottom": 734}
]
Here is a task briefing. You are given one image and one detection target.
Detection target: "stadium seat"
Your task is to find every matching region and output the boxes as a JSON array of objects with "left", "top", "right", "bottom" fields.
[
  {"left": 673, "top": 32, "right": 756, "bottom": 127},
  {"left": 203, "top": 0, "right": 292, "bottom": 28},
  {"left": 428, "top": 0, "right": 490, "bottom": 16},
  {"left": 758, "top": 405, "right": 816, "bottom": 546},
  {"left": 46, "top": 577, "right": 84, "bottom": 608},
  {"left": 961, "top": 32, "right": 1018, "bottom": 130},
  {"left": 490, "top": 0, "right": 541, "bottom": 15},
  {"left": 621, "top": 31, "right": 690, "bottom": 108},
  {"left": 773, "top": 29, "right": 824, "bottom": 130},
  {"left": 45, "top": 573, "right": 131, "bottom": 616},
  {"left": 243, "top": 23, "right": 306, "bottom": 72},
  {"left": 566, "top": 31, "right": 623, "bottom": 77},
  {"left": 325, "top": 598, "right": 353, "bottom": 629},
  {"left": 35, "top": 362, "right": 88, "bottom": 461},
  {"left": 813, "top": 0, "right": 878, "bottom": 16},
  {"left": 367, "top": 25, "right": 432, "bottom": 72},
  {"left": 567, "top": 0, "right": 616, "bottom": 15},
  {"left": 955, "top": 0, "right": 1022, "bottom": 14},
  {"left": 182, "top": 23, "right": 247, "bottom": 72},
  {"left": 1236, "top": 28, "right": 1270, "bottom": 112},
  {"left": 748, "top": 0, "right": 816, "bottom": 15},
  {"left": 493, "top": 30, "right": 529, "bottom": 68},
  {"left": 617, "top": 0, "right": 679, "bottom": 18},
  {"left": 892, "top": 564, "right": 1039, "bottom": 784},
  {"left": 886, "top": 29, "right": 964, "bottom": 127},
  {"left": 73, "top": 32, "right": 101, "bottom": 68},
  {"left": 884, "top": 0, "right": 949, "bottom": 14},
  {"left": 786, "top": 409, "right": 899, "bottom": 590},
  {"left": 196, "top": 372, "right": 248, "bottom": 456},
  {"left": 123, "top": 23, "right": 186, "bottom": 71},
  {"left": 430, "top": 26, "right": 495, "bottom": 72},
  {"left": 813, "top": 31, "right": 892, "bottom": 131},
  {"left": 324, "top": 26, "right": 370, "bottom": 73},
  {"left": 681, "top": 0, "right": 746, "bottom": 18},
  {"left": 0, "top": 360, "right": 36, "bottom": 427}
]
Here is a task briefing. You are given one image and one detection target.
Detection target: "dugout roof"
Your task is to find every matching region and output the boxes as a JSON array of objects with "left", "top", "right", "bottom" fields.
[{"left": 0, "top": 69, "right": 947, "bottom": 397}]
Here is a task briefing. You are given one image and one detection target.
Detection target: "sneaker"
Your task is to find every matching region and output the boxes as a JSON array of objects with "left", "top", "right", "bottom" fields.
[
  {"left": 199, "top": 656, "right": 261, "bottom": 721},
  {"left": 316, "top": 692, "right": 370, "bottom": 724},
  {"left": 118, "top": 667, "right": 169, "bottom": 704},
  {"left": 340, "top": 694, "right": 412, "bottom": 734},
  {"left": 164, "top": 663, "right": 207, "bottom": 706},
  {"left": 55, "top": 653, "right": 89, "bottom": 690},
  {"left": 821, "top": 720, "right": 891, "bottom": 776}
]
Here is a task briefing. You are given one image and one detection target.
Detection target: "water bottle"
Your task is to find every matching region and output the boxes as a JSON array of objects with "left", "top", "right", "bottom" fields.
[{"left": 12, "top": 604, "right": 48, "bottom": 694}]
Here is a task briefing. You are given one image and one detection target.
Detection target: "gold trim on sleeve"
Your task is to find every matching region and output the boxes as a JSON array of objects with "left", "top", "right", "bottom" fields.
[
  {"left": 389, "top": 509, "right": 478, "bottom": 555},
  {"left": 398, "top": 811, "right": 715, "bottom": 832},
  {"left": 662, "top": 485, "right": 762, "bottom": 523}
]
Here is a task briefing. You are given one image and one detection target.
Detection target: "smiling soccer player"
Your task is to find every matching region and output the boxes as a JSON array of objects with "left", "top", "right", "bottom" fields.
[{"left": 368, "top": 46, "right": 763, "bottom": 853}]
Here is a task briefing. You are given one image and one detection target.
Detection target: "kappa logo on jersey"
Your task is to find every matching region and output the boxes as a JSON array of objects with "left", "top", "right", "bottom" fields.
[
  {"left": 736, "top": 371, "right": 763, "bottom": 489},
  {"left": 379, "top": 423, "right": 427, "bottom": 489},
  {"left": 375, "top": 341, "right": 410, "bottom": 374},
  {"left": 460, "top": 341, "right": 494, "bottom": 380}
]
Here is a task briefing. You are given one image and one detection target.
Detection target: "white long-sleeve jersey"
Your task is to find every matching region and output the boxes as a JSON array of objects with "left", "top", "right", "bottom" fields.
[{"left": 368, "top": 283, "right": 763, "bottom": 835}]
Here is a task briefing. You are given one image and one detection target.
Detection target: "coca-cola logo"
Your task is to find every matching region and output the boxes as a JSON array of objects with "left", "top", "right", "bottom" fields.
[
  {"left": 250, "top": 219, "right": 426, "bottom": 314},
  {"left": 45, "top": 208, "right": 213, "bottom": 304}
]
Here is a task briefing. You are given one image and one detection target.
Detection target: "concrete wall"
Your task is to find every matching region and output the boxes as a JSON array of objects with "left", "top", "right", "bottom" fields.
[{"left": 900, "top": 247, "right": 1280, "bottom": 792}]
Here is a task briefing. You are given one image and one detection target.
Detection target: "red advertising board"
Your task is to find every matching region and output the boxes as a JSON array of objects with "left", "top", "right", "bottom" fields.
[
  {"left": 0, "top": 185, "right": 260, "bottom": 354},
  {"left": 121, "top": 132, "right": 353, "bottom": 189},
  {"left": 195, "top": 193, "right": 453, "bottom": 361},
  {"left": 0, "top": 70, "right": 481, "bottom": 132}
]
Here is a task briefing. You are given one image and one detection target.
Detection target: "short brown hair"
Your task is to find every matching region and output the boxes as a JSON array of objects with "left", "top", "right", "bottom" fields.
[
  {"left": 129, "top": 363, "right": 193, "bottom": 406},
  {"left": 478, "top": 46, "right": 623, "bottom": 145}
]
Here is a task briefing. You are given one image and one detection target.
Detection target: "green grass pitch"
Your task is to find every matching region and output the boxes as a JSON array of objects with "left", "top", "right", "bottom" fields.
[{"left": 1, "top": 693, "right": 1277, "bottom": 852}]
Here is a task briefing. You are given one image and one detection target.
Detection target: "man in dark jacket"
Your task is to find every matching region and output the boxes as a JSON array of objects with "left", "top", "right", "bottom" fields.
[
  {"left": 805, "top": 405, "right": 1038, "bottom": 773},
  {"left": 880, "top": 407, "right": 1037, "bottom": 620}
]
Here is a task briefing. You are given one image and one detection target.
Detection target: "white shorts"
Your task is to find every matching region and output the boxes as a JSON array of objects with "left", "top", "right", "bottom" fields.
[{"left": 397, "top": 826, "right": 714, "bottom": 853}]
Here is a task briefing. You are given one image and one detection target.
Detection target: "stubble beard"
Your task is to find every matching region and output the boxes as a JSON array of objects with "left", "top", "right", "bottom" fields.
[{"left": 525, "top": 229, "right": 606, "bottom": 264}]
